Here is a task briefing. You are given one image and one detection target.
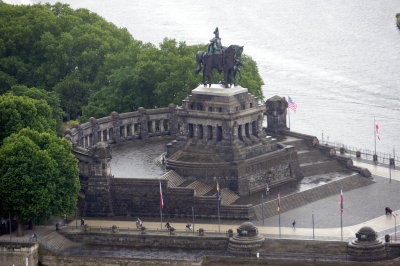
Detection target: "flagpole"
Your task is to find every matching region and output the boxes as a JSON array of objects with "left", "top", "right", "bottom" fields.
[
  {"left": 160, "top": 200, "right": 163, "bottom": 230},
  {"left": 216, "top": 182, "right": 221, "bottom": 233},
  {"left": 374, "top": 117, "right": 376, "bottom": 156},
  {"left": 261, "top": 193, "right": 264, "bottom": 226},
  {"left": 278, "top": 209, "right": 281, "bottom": 238},
  {"left": 288, "top": 107, "right": 291, "bottom": 130},
  {"left": 340, "top": 189, "right": 343, "bottom": 241},
  {"left": 159, "top": 182, "right": 163, "bottom": 230},
  {"left": 341, "top": 210, "right": 343, "bottom": 241},
  {"left": 217, "top": 197, "right": 221, "bottom": 233}
]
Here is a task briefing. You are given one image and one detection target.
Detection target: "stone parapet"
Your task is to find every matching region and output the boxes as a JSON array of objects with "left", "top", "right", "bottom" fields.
[{"left": 0, "top": 242, "right": 39, "bottom": 266}]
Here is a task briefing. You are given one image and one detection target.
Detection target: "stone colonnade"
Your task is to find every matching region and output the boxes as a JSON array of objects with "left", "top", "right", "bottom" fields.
[{"left": 66, "top": 104, "right": 178, "bottom": 148}]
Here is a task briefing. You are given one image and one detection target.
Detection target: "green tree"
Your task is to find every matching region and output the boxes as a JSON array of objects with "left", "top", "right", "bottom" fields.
[
  {"left": 0, "top": 128, "right": 80, "bottom": 231},
  {"left": 10, "top": 85, "right": 64, "bottom": 133},
  {"left": 0, "top": 94, "right": 56, "bottom": 143}
]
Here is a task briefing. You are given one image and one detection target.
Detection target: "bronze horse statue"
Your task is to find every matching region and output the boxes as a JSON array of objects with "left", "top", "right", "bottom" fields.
[{"left": 195, "top": 45, "right": 244, "bottom": 88}]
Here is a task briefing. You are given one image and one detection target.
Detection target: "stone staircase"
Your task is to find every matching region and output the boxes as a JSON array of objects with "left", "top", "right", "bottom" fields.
[
  {"left": 160, "top": 170, "right": 240, "bottom": 205},
  {"left": 38, "top": 227, "right": 82, "bottom": 254},
  {"left": 186, "top": 180, "right": 213, "bottom": 196},
  {"left": 160, "top": 170, "right": 185, "bottom": 187},
  {"left": 220, "top": 188, "right": 240, "bottom": 206},
  {"left": 253, "top": 173, "right": 374, "bottom": 220}
]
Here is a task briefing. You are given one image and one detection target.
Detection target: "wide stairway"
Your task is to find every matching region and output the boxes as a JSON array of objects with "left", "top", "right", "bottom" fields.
[
  {"left": 251, "top": 136, "right": 375, "bottom": 220},
  {"left": 161, "top": 170, "right": 240, "bottom": 206}
]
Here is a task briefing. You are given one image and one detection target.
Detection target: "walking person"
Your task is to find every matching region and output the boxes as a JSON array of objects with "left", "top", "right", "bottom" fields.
[
  {"left": 186, "top": 223, "right": 193, "bottom": 231},
  {"left": 80, "top": 218, "right": 85, "bottom": 227},
  {"left": 165, "top": 222, "right": 171, "bottom": 230},
  {"left": 292, "top": 220, "right": 296, "bottom": 229},
  {"left": 136, "top": 218, "right": 142, "bottom": 230}
]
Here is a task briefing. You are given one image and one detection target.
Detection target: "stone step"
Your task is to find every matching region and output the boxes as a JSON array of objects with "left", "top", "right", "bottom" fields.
[
  {"left": 160, "top": 170, "right": 186, "bottom": 188},
  {"left": 297, "top": 150, "right": 327, "bottom": 164},
  {"left": 153, "top": 153, "right": 166, "bottom": 167},
  {"left": 253, "top": 173, "right": 374, "bottom": 220},
  {"left": 39, "top": 230, "right": 82, "bottom": 253},
  {"left": 220, "top": 188, "right": 240, "bottom": 206},
  {"left": 186, "top": 180, "right": 213, "bottom": 196},
  {"left": 281, "top": 138, "right": 309, "bottom": 151},
  {"left": 300, "top": 160, "right": 344, "bottom": 177}
]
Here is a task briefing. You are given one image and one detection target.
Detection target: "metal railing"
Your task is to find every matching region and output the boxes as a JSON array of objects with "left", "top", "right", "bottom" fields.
[
  {"left": 321, "top": 140, "right": 399, "bottom": 166},
  {"left": 61, "top": 225, "right": 229, "bottom": 237}
]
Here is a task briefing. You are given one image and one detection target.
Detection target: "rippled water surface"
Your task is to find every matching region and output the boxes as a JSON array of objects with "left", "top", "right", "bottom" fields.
[
  {"left": 110, "top": 139, "right": 168, "bottom": 178},
  {"left": 33, "top": 0, "right": 400, "bottom": 154}
]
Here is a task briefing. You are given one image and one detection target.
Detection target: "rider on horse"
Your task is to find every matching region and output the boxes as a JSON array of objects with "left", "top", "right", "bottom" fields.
[{"left": 207, "top": 27, "right": 223, "bottom": 55}]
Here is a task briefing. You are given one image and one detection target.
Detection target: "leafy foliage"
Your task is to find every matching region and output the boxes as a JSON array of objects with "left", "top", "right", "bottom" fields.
[
  {"left": 0, "top": 94, "right": 56, "bottom": 143},
  {"left": 0, "top": 128, "right": 80, "bottom": 224},
  {"left": 9, "top": 85, "right": 64, "bottom": 134},
  {"left": 0, "top": 3, "right": 264, "bottom": 122}
]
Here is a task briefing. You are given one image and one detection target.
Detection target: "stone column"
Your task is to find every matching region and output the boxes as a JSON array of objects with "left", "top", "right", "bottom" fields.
[
  {"left": 159, "top": 119, "right": 164, "bottom": 132},
  {"left": 265, "top": 95, "right": 289, "bottom": 133},
  {"left": 89, "top": 117, "right": 99, "bottom": 144},
  {"left": 168, "top": 103, "right": 178, "bottom": 136},
  {"left": 139, "top": 107, "right": 148, "bottom": 139},
  {"left": 111, "top": 111, "right": 121, "bottom": 143}
]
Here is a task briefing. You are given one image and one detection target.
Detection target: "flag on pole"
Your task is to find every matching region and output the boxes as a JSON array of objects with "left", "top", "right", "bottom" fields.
[
  {"left": 159, "top": 182, "right": 164, "bottom": 209},
  {"left": 216, "top": 182, "right": 221, "bottom": 201},
  {"left": 277, "top": 190, "right": 281, "bottom": 212},
  {"left": 288, "top": 96, "right": 298, "bottom": 112},
  {"left": 340, "top": 189, "right": 344, "bottom": 213},
  {"left": 375, "top": 123, "right": 380, "bottom": 141}
]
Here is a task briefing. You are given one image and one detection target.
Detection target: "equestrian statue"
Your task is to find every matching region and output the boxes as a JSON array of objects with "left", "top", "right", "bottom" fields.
[{"left": 195, "top": 27, "right": 244, "bottom": 88}]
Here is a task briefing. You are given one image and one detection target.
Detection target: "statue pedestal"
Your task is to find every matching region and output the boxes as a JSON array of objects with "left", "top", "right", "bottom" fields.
[{"left": 192, "top": 84, "right": 248, "bottom": 97}]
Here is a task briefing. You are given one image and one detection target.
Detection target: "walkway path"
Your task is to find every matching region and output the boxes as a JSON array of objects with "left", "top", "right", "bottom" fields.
[{"left": 77, "top": 160, "right": 400, "bottom": 241}]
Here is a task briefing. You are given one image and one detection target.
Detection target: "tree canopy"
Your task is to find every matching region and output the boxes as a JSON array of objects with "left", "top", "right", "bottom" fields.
[
  {"left": 0, "top": 94, "right": 56, "bottom": 143},
  {"left": 0, "top": 3, "right": 264, "bottom": 122},
  {"left": 0, "top": 128, "right": 80, "bottom": 224}
]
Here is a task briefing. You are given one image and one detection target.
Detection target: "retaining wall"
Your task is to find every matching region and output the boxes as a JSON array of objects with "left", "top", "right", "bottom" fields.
[{"left": 0, "top": 242, "right": 39, "bottom": 266}]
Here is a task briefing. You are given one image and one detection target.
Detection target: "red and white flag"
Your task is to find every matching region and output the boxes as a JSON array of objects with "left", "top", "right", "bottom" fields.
[
  {"left": 375, "top": 123, "right": 380, "bottom": 141},
  {"left": 160, "top": 182, "right": 164, "bottom": 209},
  {"left": 340, "top": 189, "right": 344, "bottom": 213}
]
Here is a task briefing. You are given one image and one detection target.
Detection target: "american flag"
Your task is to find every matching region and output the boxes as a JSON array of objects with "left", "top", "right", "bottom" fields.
[{"left": 288, "top": 96, "right": 298, "bottom": 112}]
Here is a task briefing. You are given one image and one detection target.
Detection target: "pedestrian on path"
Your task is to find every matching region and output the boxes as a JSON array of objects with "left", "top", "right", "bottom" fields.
[
  {"left": 186, "top": 223, "right": 193, "bottom": 231},
  {"left": 30, "top": 233, "right": 37, "bottom": 242},
  {"left": 165, "top": 222, "right": 171, "bottom": 230},
  {"left": 136, "top": 218, "right": 142, "bottom": 229},
  {"left": 292, "top": 220, "right": 296, "bottom": 229},
  {"left": 80, "top": 218, "right": 85, "bottom": 227}
]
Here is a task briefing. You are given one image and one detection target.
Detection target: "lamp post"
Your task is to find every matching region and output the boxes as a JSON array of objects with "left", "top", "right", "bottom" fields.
[
  {"left": 312, "top": 211, "right": 315, "bottom": 240},
  {"left": 394, "top": 213, "right": 398, "bottom": 242},
  {"left": 261, "top": 192, "right": 264, "bottom": 226}
]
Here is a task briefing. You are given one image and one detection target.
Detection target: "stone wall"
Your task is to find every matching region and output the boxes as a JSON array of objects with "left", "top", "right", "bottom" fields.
[
  {"left": 40, "top": 255, "right": 195, "bottom": 266},
  {"left": 60, "top": 231, "right": 228, "bottom": 250},
  {"left": 65, "top": 105, "right": 179, "bottom": 149},
  {"left": 0, "top": 242, "right": 39, "bottom": 266}
]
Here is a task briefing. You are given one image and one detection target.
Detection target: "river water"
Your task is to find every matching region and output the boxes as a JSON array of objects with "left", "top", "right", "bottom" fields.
[{"left": 32, "top": 0, "right": 400, "bottom": 155}]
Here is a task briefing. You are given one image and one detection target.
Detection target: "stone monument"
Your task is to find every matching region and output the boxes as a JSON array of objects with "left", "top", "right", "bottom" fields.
[
  {"left": 228, "top": 221, "right": 265, "bottom": 253},
  {"left": 165, "top": 29, "right": 302, "bottom": 196},
  {"left": 347, "top": 226, "right": 386, "bottom": 261}
]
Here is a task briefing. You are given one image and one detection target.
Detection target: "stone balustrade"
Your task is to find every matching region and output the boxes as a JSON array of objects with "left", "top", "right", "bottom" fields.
[{"left": 64, "top": 104, "right": 178, "bottom": 148}]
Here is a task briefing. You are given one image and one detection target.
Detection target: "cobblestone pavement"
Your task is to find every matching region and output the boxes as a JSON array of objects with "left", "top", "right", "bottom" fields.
[{"left": 77, "top": 160, "right": 400, "bottom": 242}]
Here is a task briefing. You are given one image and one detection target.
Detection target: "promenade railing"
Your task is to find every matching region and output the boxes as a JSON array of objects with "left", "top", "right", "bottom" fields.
[{"left": 320, "top": 139, "right": 399, "bottom": 166}]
